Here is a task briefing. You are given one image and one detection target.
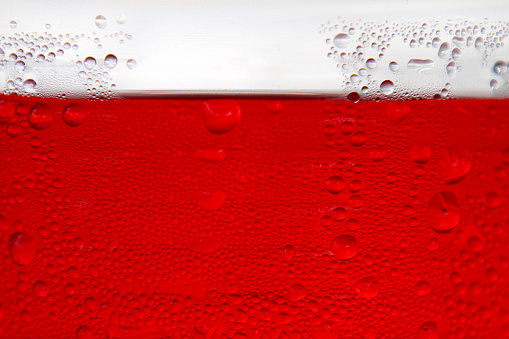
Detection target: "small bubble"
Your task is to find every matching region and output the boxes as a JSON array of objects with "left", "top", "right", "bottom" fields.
[
  {"left": 45, "top": 23, "right": 51, "bottom": 29},
  {"left": 95, "top": 15, "right": 107, "bottom": 29},
  {"left": 10, "top": 20, "right": 17, "bottom": 29},
  {"left": 126, "top": 58, "right": 137, "bottom": 69}
]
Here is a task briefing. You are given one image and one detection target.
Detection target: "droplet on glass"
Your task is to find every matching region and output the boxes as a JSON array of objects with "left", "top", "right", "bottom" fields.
[
  {"left": 202, "top": 99, "right": 241, "bottom": 134},
  {"left": 330, "top": 235, "right": 358, "bottom": 260},
  {"left": 104, "top": 54, "right": 118, "bottom": 69},
  {"left": 427, "top": 191, "right": 460, "bottom": 232},
  {"left": 62, "top": 103, "right": 87, "bottom": 127},
  {"left": 95, "top": 15, "right": 107, "bottom": 29}
]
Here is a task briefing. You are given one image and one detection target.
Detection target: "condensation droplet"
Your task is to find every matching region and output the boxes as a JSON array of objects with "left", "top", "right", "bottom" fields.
[
  {"left": 126, "top": 59, "right": 137, "bottom": 69},
  {"left": 104, "top": 54, "right": 118, "bottom": 69},
  {"left": 95, "top": 15, "right": 107, "bottom": 29},
  {"left": 333, "top": 33, "right": 350, "bottom": 48},
  {"left": 380, "top": 80, "right": 395, "bottom": 95},
  {"left": 389, "top": 61, "right": 399, "bottom": 72},
  {"left": 10, "top": 20, "right": 17, "bottom": 29},
  {"left": 427, "top": 191, "right": 460, "bottom": 231},
  {"left": 116, "top": 15, "right": 127, "bottom": 24},
  {"left": 330, "top": 235, "right": 358, "bottom": 260},
  {"left": 84, "top": 57, "right": 97, "bottom": 70},
  {"left": 23, "top": 79, "right": 36, "bottom": 92}
]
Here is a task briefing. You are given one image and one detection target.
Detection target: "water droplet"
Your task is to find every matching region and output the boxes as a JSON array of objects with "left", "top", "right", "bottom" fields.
[
  {"left": 438, "top": 42, "right": 451, "bottom": 58},
  {"left": 366, "top": 58, "right": 376, "bottom": 69},
  {"left": 493, "top": 61, "right": 507, "bottom": 75},
  {"left": 330, "top": 235, "right": 358, "bottom": 260},
  {"left": 126, "top": 59, "right": 137, "bottom": 69},
  {"left": 333, "top": 33, "right": 350, "bottom": 48},
  {"left": 84, "top": 57, "right": 97, "bottom": 70},
  {"left": 95, "top": 15, "right": 107, "bottom": 29},
  {"left": 325, "top": 176, "right": 345, "bottom": 194},
  {"left": 45, "top": 23, "right": 51, "bottom": 29},
  {"left": 389, "top": 61, "right": 400, "bottom": 72},
  {"left": 104, "top": 54, "right": 118, "bottom": 69},
  {"left": 116, "top": 15, "right": 127, "bottom": 24},
  {"left": 0, "top": 100, "right": 16, "bottom": 125},
  {"left": 485, "top": 191, "right": 501, "bottom": 208},
  {"left": 467, "top": 236, "right": 483, "bottom": 252},
  {"left": 409, "top": 130, "right": 432, "bottom": 164},
  {"left": 475, "top": 37, "right": 484, "bottom": 49},
  {"left": 193, "top": 148, "right": 226, "bottom": 161},
  {"left": 62, "top": 103, "right": 87, "bottom": 127},
  {"left": 14, "top": 60, "right": 25, "bottom": 73},
  {"left": 452, "top": 36, "right": 465, "bottom": 47},
  {"left": 6, "top": 123, "right": 21, "bottom": 137},
  {"left": 28, "top": 104, "right": 53, "bottom": 130},
  {"left": 188, "top": 238, "right": 220, "bottom": 253},
  {"left": 441, "top": 145, "right": 472, "bottom": 184},
  {"left": 198, "top": 191, "right": 225, "bottom": 210},
  {"left": 427, "top": 191, "right": 460, "bottom": 231},
  {"left": 332, "top": 207, "right": 347, "bottom": 221},
  {"left": 414, "top": 281, "right": 431, "bottom": 295},
  {"left": 23, "top": 79, "right": 36, "bottom": 92},
  {"left": 202, "top": 100, "right": 241, "bottom": 134},
  {"left": 289, "top": 284, "right": 306, "bottom": 301},
  {"left": 10, "top": 20, "right": 17, "bottom": 29},
  {"left": 416, "top": 321, "right": 438, "bottom": 339},
  {"left": 407, "top": 59, "right": 434, "bottom": 72},
  {"left": 347, "top": 92, "right": 360, "bottom": 103},
  {"left": 354, "top": 277, "right": 380, "bottom": 299},
  {"left": 8, "top": 232, "right": 37, "bottom": 265},
  {"left": 33, "top": 280, "right": 49, "bottom": 297},
  {"left": 446, "top": 62, "right": 457, "bottom": 77},
  {"left": 380, "top": 80, "right": 394, "bottom": 95},
  {"left": 451, "top": 48, "right": 461, "bottom": 61}
]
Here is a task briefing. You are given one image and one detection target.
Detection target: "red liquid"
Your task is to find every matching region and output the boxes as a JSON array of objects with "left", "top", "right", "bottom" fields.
[{"left": 0, "top": 95, "right": 508, "bottom": 339}]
